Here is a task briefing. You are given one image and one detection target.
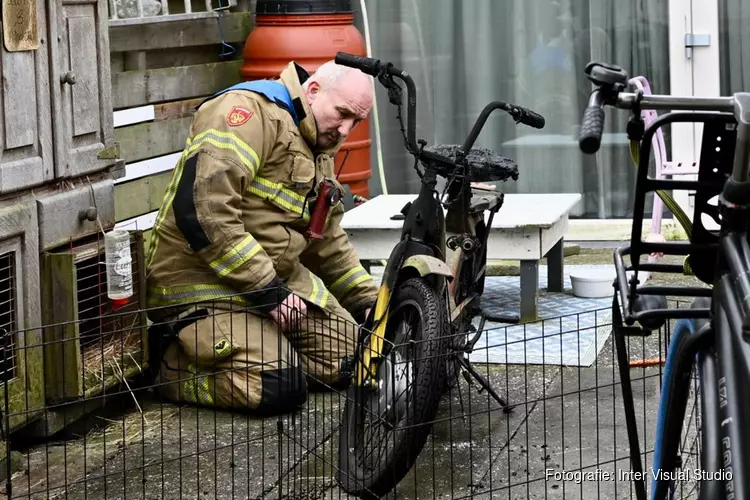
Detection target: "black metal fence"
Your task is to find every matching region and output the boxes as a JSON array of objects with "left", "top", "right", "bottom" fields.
[{"left": 0, "top": 292, "right": 700, "bottom": 500}]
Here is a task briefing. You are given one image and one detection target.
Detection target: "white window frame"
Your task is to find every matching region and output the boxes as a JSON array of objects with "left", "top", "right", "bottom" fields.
[{"left": 667, "top": 0, "right": 721, "bottom": 216}]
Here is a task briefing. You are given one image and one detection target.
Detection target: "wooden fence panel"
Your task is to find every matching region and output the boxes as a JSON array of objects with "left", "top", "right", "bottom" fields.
[
  {"left": 109, "top": 12, "right": 253, "bottom": 52},
  {"left": 114, "top": 116, "right": 192, "bottom": 163},
  {"left": 112, "top": 61, "right": 242, "bottom": 109},
  {"left": 154, "top": 97, "right": 205, "bottom": 121},
  {"left": 114, "top": 170, "right": 173, "bottom": 222}
]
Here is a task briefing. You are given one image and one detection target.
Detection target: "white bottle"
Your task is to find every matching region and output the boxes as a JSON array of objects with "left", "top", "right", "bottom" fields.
[{"left": 105, "top": 230, "right": 133, "bottom": 301}]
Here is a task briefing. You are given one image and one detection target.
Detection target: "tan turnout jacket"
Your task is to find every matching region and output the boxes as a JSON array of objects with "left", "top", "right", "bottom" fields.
[{"left": 145, "top": 62, "right": 378, "bottom": 321}]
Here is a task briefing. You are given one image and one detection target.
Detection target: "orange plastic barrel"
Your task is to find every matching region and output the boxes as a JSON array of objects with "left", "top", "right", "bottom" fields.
[{"left": 241, "top": 0, "right": 372, "bottom": 199}]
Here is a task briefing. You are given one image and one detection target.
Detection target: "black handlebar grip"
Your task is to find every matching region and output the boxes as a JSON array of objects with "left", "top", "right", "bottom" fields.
[
  {"left": 517, "top": 107, "right": 545, "bottom": 129},
  {"left": 579, "top": 106, "right": 605, "bottom": 154},
  {"left": 335, "top": 52, "right": 381, "bottom": 76}
]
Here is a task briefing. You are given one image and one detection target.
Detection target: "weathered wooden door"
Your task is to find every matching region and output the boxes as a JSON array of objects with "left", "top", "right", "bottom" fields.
[
  {"left": 0, "top": 200, "right": 45, "bottom": 432},
  {"left": 0, "top": 0, "right": 55, "bottom": 195},
  {"left": 50, "top": 0, "right": 117, "bottom": 178}
]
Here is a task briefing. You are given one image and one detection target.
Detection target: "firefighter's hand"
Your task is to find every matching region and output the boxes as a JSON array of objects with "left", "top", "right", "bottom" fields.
[{"left": 270, "top": 294, "right": 307, "bottom": 332}]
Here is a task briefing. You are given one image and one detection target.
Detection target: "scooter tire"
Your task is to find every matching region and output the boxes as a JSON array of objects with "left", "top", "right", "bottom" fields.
[{"left": 337, "top": 277, "right": 450, "bottom": 499}]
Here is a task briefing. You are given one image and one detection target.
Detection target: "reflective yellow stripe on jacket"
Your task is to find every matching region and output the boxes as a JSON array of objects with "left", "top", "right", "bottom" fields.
[
  {"left": 185, "top": 129, "right": 260, "bottom": 176},
  {"left": 147, "top": 283, "right": 251, "bottom": 308},
  {"left": 147, "top": 129, "right": 262, "bottom": 268},
  {"left": 247, "top": 177, "right": 311, "bottom": 221},
  {"left": 308, "top": 271, "right": 329, "bottom": 309},
  {"left": 329, "top": 265, "right": 373, "bottom": 299},
  {"left": 208, "top": 234, "right": 263, "bottom": 278},
  {"left": 148, "top": 278, "right": 329, "bottom": 311}
]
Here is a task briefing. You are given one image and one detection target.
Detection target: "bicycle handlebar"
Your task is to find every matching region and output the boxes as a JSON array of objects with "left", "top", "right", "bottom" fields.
[
  {"left": 579, "top": 95, "right": 606, "bottom": 155},
  {"left": 515, "top": 106, "right": 546, "bottom": 129},
  {"left": 576, "top": 59, "right": 750, "bottom": 188},
  {"left": 461, "top": 101, "right": 545, "bottom": 153},
  {"left": 335, "top": 51, "right": 545, "bottom": 163},
  {"left": 579, "top": 89, "right": 736, "bottom": 154},
  {"left": 335, "top": 52, "right": 420, "bottom": 153},
  {"left": 334, "top": 52, "right": 382, "bottom": 77}
]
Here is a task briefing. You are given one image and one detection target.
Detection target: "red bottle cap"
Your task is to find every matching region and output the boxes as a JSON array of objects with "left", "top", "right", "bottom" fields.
[{"left": 111, "top": 298, "right": 129, "bottom": 311}]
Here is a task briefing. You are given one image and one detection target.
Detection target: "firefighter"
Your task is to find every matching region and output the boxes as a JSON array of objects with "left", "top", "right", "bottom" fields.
[{"left": 144, "top": 60, "right": 378, "bottom": 415}]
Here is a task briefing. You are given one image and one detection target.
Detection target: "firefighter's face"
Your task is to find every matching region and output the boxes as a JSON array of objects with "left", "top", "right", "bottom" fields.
[{"left": 305, "top": 72, "right": 372, "bottom": 149}]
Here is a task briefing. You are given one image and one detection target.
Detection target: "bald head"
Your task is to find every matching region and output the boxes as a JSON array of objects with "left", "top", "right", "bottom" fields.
[
  {"left": 305, "top": 60, "right": 374, "bottom": 93},
  {"left": 302, "top": 61, "right": 374, "bottom": 149}
]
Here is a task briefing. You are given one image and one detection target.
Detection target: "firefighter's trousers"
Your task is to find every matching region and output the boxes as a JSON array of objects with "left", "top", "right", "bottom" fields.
[{"left": 152, "top": 298, "right": 358, "bottom": 415}]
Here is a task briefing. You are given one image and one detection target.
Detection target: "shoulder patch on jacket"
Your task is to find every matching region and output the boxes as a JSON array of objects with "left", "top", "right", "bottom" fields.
[{"left": 226, "top": 106, "right": 254, "bottom": 127}]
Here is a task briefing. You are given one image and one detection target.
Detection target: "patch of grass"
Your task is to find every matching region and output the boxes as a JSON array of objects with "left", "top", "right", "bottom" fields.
[{"left": 486, "top": 246, "right": 618, "bottom": 275}]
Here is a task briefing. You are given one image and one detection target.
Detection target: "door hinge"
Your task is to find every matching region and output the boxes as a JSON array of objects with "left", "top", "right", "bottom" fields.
[
  {"left": 97, "top": 142, "right": 121, "bottom": 160},
  {"left": 685, "top": 33, "right": 710, "bottom": 59}
]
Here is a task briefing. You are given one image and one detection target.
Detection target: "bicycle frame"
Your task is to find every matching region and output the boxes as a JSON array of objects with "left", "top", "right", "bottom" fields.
[
  {"left": 445, "top": 182, "right": 500, "bottom": 325},
  {"left": 356, "top": 156, "right": 501, "bottom": 388},
  {"left": 356, "top": 168, "right": 450, "bottom": 388},
  {"left": 580, "top": 63, "right": 750, "bottom": 500},
  {"left": 344, "top": 53, "right": 543, "bottom": 390}
]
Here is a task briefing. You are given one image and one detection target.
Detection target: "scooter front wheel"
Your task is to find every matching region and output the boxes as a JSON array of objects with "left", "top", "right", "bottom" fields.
[{"left": 337, "top": 277, "right": 450, "bottom": 499}]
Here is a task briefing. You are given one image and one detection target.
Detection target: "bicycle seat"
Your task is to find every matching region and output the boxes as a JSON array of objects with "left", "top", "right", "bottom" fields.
[{"left": 422, "top": 144, "right": 519, "bottom": 182}]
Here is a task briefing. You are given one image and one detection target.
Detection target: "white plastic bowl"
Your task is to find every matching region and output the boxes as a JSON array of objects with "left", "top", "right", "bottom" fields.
[{"left": 569, "top": 269, "right": 616, "bottom": 298}]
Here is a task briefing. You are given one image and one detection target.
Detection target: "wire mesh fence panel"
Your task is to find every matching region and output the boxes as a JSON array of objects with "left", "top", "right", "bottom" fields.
[{"left": 0, "top": 292, "right": 705, "bottom": 500}]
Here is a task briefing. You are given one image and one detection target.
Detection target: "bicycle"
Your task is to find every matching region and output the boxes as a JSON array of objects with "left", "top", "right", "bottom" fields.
[
  {"left": 331, "top": 52, "right": 545, "bottom": 498},
  {"left": 578, "top": 61, "right": 750, "bottom": 500}
]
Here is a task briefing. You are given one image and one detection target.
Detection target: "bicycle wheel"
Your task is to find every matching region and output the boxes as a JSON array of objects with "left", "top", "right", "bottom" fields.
[
  {"left": 337, "top": 277, "right": 450, "bottom": 499},
  {"left": 651, "top": 312, "right": 713, "bottom": 500}
]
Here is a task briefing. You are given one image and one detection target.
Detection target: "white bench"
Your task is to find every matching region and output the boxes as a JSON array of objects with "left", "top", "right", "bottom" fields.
[{"left": 341, "top": 193, "right": 582, "bottom": 322}]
